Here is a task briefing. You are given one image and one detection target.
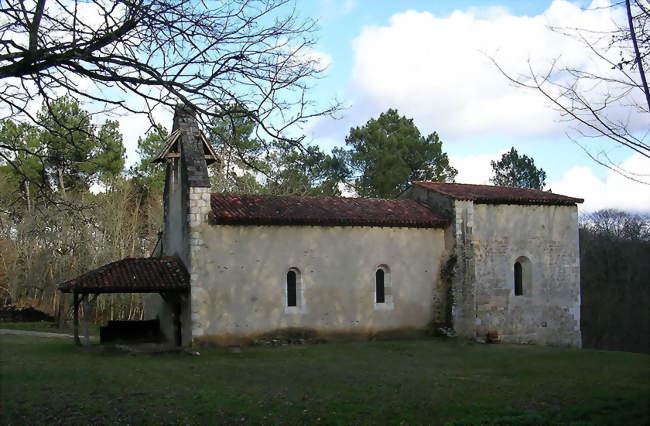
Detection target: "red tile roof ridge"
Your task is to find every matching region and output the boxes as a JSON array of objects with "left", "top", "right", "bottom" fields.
[
  {"left": 412, "top": 181, "right": 584, "bottom": 205},
  {"left": 209, "top": 193, "right": 448, "bottom": 228}
]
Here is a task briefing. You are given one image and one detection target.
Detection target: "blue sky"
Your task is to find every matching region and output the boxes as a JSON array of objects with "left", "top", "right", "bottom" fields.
[
  {"left": 112, "top": 0, "right": 647, "bottom": 212},
  {"left": 265, "top": 0, "right": 649, "bottom": 212}
]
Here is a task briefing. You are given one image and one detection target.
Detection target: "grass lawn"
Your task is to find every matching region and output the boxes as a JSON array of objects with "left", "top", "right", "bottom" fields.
[{"left": 0, "top": 335, "right": 648, "bottom": 425}]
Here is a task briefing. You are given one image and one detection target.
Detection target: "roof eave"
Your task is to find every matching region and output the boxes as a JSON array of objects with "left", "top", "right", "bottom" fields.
[
  {"left": 208, "top": 216, "right": 448, "bottom": 229},
  {"left": 151, "top": 130, "right": 182, "bottom": 164}
]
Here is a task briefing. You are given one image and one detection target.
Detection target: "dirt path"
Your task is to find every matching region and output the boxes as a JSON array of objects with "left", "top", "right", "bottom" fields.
[{"left": 0, "top": 329, "right": 97, "bottom": 340}]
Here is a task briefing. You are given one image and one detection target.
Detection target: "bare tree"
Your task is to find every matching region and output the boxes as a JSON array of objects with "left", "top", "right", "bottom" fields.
[
  {"left": 0, "top": 177, "right": 162, "bottom": 321},
  {"left": 490, "top": 0, "right": 649, "bottom": 183},
  {"left": 579, "top": 209, "right": 649, "bottom": 353},
  {"left": 0, "top": 0, "right": 338, "bottom": 185}
]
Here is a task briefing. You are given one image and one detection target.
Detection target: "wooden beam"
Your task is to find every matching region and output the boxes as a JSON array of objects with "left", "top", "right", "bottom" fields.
[{"left": 73, "top": 292, "right": 81, "bottom": 346}]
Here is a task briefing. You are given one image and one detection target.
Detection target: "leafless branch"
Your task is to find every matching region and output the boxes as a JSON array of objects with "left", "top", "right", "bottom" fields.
[{"left": 488, "top": 1, "right": 649, "bottom": 183}]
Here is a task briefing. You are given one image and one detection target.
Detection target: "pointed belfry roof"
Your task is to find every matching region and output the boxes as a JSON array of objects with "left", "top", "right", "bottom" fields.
[
  {"left": 152, "top": 104, "right": 219, "bottom": 187},
  {"left": 152, "top": 130, "right": 219, "bottom": 166}
]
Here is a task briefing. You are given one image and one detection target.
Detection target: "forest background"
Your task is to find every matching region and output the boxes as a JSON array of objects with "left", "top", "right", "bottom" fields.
[{"left": 0, "top": 96, "right": 647, "bottom": 354}]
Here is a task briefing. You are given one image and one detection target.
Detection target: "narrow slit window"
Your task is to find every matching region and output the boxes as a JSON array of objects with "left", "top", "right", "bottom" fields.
[
  {"left": 514, "top": 261, "right": 523, "bottom": 296},
  {"left": 376, "top": 269, "right": 385, "bottom": 303},
  {"left": 287, "top": 270, "right": 297, "bottom": 307}
]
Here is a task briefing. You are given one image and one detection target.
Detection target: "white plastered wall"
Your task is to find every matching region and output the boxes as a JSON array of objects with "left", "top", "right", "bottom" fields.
[{"left": 189, "top": 224, "right": 445, "bottom": 342}]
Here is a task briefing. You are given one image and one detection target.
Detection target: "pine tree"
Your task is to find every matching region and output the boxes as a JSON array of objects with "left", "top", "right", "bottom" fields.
[{"left": 490, "top": 147, "right": 546, "bottom": 190}]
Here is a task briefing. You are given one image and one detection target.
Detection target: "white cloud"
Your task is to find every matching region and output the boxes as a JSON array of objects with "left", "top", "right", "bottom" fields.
[
  {"left": 296, "top": 46, "right": 333, "bottom": 73},
  {"left": 319, "top": 0, "right": 358, "bottom": 20},
  {"left": 345, "top": 0, "right": 637, "bottom": 139},
  {"left": 450, "top": 151, "right": 505, "bottom": 185},
  {"left": 549, "top": 154, "right": 650, "bottom": 213}
]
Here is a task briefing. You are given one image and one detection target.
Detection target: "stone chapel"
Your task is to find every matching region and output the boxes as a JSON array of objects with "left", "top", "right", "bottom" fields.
[
  {"left": 61, "top": 104, "right": 583, "bottom": 347},
  {"left": 142, "top": 104, "right": 583, "bottom": 347}
]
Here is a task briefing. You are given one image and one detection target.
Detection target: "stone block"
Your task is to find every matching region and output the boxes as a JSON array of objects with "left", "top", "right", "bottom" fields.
[{"left": 477, "top": 296, "right": 492, "bottom": 305}]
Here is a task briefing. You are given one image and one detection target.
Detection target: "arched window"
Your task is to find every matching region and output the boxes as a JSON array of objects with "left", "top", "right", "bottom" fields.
[
  {"left": 513, "top": 256, "right": 531, "bottom": 296},
  {"left": 514, "top": 262, "right": 523, "bottom": 296},
  {"left": 376, "top": 269, "right": 385, "bottom": 303},
  {"left": 374, "top": 265, "right": 393, "bottom": 309},
  {"left": 287, "top": 270, "right": 297, "bottom": 307}
]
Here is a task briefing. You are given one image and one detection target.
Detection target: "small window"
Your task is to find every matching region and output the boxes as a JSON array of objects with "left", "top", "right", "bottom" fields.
[
  {"left": 514, "top": 262, "right": 523, "bottom": 296},
  {"left": 374, "top": 265, "right": 393, "bottom": 309},
  {"left": 287, "top": 270, "right": 297, "bottom": 307},
  {"left": 376, "top": 269, "right": 385, "bottom": 303},
  {"left": 513, "top": 256, "right": 531, "bottom": 296}
]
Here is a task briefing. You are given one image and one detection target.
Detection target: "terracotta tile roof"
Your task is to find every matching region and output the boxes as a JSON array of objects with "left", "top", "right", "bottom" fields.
[
  {"left": 59, "top": 257, "right": 189, "bottom": 294},
  {"left": 209, "top": 194, "right": 448, "bottom": 228},
  {"left": 413, "top": 182, "right": 584, "bottom": 206}
]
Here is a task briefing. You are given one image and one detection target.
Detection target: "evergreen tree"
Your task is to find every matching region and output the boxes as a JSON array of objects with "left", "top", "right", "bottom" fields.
[
  {"left": 37, "top": 96, "right": 125, "bottom": 192},
  {"left": 0, "top": 97, "right": 125, "bottom": 209},
  {"left": 490, "top": 147, "right": 547, "bottom": 190},
  {"left": 0, "top": 120, "right": 45, "bottom": 211},
  {"left": 266, "top": 143, "right": 346, "bottom": 197},
  {"left": 340, "top": 109, "right": 457, "bottom": 198},
  {"left": 129, "top": 126, "right": 169, "bottom": 195},
  {"left": 208, "top": 112, "right": 268, "bottom": 193},
  {"left": 95, "top": 120, "right": 126, "bottom": 185}
]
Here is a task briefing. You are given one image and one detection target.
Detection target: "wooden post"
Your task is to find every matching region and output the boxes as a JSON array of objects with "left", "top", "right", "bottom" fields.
[
  {"left": 83, "top": 295, "right": 91, "bottom": 345},
  {"left": 173, "top": 300, "right": 182, "bottom": 347},
  {"left": 73, "top": 292, "right": 81, "bottom": 346}
]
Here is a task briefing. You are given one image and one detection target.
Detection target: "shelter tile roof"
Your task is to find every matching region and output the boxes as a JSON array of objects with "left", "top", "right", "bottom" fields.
[
  {"left": 413, "top": 182, "right": 584, "bottom": 206},
  {"left": 209, "top": 194, "right": 448, "bottom": 228},
  {"left": 59, "top": 257, "right": 189, "bottom": 294}
]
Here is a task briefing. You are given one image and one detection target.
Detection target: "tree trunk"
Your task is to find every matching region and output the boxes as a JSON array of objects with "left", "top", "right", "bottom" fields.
[
  {"left": 56, "top": 292, "right": 66, "bottom": 328},
  {"left": 24, "top": 180, "right": 31, "bottom": 213},
  {"left": 626, "top": 0, "right": 650, "bottom": 112},
  {"left": 57, "top": 168, "right": 66, "bottom": 194}
]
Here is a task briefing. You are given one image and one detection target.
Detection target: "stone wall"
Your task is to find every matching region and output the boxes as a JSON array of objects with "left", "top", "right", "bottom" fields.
[
  {"left": 402, "top": 185, "right": 582, "bottom": 347},
  {"left": 398, "top": 185, "right": 456, "bottom": 330},
  {"left": 468, "top": 203, "right": 581, "bottom": 346},
  {"left": 151, "top": 151, "right": 189, "bottom": 344},
  {"left": 449, "top": 200, "right": 477, "bottom": 339},
  {"left": 147, "top": 104, "right": 213, "bottom": 346},
  {"left": 188, "top": 186, "right": 211, "bottom": 343}
]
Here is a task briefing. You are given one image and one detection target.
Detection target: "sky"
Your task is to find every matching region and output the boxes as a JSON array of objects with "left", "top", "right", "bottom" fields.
[{"left": 121, "top": 0, "right": 649, "bottom": 213}]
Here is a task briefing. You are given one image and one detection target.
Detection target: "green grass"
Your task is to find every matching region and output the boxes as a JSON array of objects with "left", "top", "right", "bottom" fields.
[
  {"left": 0, "top": 336, "right": 648, "bottom": 425},
  {"left": 0, "top": 321, "right": 99, "bottom": 335}
]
